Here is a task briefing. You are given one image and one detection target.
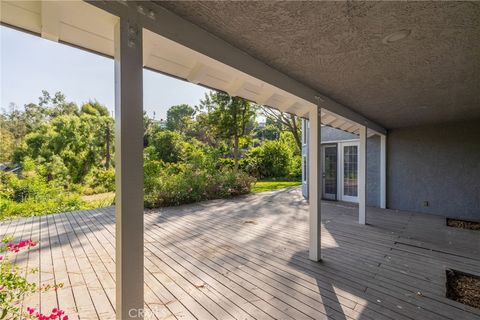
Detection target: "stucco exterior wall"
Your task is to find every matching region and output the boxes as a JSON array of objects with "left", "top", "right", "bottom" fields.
[
  {"left": 387, "top": 120, "right": 480, "bottom": 220},
  {"left": 367, "top": 135, "right": 380, "bottom": 207}
]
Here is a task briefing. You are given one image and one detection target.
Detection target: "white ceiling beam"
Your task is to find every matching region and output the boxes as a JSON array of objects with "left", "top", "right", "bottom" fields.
[
  {"left": 285, "top": 101, "right": 303, "bottom": 114},
  {"left": 343, "top": 122, "right": 358, "bottom": 130},
  {"left": 347, "top": 127, "right": 359, "bottom": 134},
  {"left": 273, "top": 97, "right": 298, "bottom": 111},
  {"left": 186, "top": 62, "right": 205, "bottom": 84},
  {"left": 331, "top": 119, "right": 346, "bottom": 128},
  {"left": 225, "top": 78, "right": 245, "bottom": 97},
  {"left": 322, "top": 114, "right": 336, "bottom": 125},
  {"left": 256, "top": 90, "right": 275, "bottom": 106},
  {"left": 301, "top": 106, "right": 313, "bottom": 118},
  {"left": 41, "top": 1, "right": 61, "bottom": 42},
  {"left": 295, "top": 106, "right": 310, "bottom": 117},
  {"left": 340, "top": 122, "right": 355, "bottom": 131}
]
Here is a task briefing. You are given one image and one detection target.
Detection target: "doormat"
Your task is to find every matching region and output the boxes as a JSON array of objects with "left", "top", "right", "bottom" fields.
[{"left": 446, "top": 269, "right": 480, "bottom": 309}]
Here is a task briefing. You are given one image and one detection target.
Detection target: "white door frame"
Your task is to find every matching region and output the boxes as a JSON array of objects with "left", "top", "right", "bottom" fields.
[{"left": 338, "top": 141, "right": 360, "bottom": 203}]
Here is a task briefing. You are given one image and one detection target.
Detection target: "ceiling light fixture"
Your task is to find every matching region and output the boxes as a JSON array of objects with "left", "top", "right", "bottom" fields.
[{"left": 382, "top": 29, "right": 411, "bottom": 44}]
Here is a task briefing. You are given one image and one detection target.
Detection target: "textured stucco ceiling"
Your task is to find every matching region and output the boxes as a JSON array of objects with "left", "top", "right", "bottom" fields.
[{"left": 155, "top": 1, "right": 480, "bottom": 129}]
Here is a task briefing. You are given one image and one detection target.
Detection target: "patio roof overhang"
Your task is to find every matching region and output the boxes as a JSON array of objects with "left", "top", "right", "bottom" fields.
[
  {"left": 1, "top": 0, "right": 386, "bottom": 135},
  {"left": 1, "top": 1, "right": 393, "bottom": 318}
]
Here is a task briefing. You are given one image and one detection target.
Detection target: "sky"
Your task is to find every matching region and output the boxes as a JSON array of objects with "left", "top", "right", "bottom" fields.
[{"left": 0, "top": 25, "right": 209, "bottom": 120}]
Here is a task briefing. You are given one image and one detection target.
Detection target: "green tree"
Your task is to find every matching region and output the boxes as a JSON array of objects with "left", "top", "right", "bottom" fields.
[
  {"left": 1, "top": 103, "right": 30, "bottom": 144},
  {"left": 150, "top": 131, "right": 184, "bottom": 163},
  {"left": 199, "top": 91, "right": 256, "bottom": 168},
  {"left": 39, "top": 90, "right": 79, "bottom": 118},
  {"left": 80, "top": 101, "right": 112, "bottom": 168},
  {"left": 80, "top": 100, "right": 110, "bottom": 117},
  {"left": 0, "top": 125, "right": 14, "bottom": 162},
  {"left": 143, "top": 111, "right": 156, "bottom": 147},
  {"left": 254, "top": 119, "right": 281, "bottom": 143},
  {"left": 261, "top": 106, "right": 302, "bottom": 152},
  {"left": 166, "top": 104, "right": 195, "bottom": 133},
  {"left": 14, "top": 113, "right": 114, "bottom": 184},
  {"left": 190, "top": 111, "right": 217, "bottom": 145}
]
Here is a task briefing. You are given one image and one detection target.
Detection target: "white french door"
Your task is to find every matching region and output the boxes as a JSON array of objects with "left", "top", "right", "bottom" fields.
[{"left": 338, "top": 142, "right": 359, "bottom": 203}]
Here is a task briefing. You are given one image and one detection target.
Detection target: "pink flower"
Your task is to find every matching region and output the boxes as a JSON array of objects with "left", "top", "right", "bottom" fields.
[
  {"left": 6, "top": 239, "right": 38, "bottom": 253},
  {"left": 26, "top": 307, "right": 68, "bottom": 320}
]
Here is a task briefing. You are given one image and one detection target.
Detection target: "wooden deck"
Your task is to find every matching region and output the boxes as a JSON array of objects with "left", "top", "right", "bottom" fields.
[{"left": 1, "top": 187, "right": 479, "bottom": 320}]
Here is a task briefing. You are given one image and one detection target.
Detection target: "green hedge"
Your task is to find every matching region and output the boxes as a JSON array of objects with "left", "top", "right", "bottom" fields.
[
  {"left": 241, "top": 139, "right": 301, "bottom": 179},
  {"left": 0, "top": 171, "right": 88, "bottom": 219},
  {"left": 144, "top": 160, "right": 255, "bottom": 208}
]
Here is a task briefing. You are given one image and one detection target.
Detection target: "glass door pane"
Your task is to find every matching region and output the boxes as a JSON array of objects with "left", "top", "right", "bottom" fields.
[
  {"left": 343, "top": 145, "right": 358, "bottom": 197},
  {"left": 323, "top": 145, "right": 337, "bottom": 199}
]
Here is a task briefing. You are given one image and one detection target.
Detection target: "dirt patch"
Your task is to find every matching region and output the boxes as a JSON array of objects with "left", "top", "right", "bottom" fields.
[
  {"left": 446, "top": 218, "right": 480, "bottom": 231},
  {"left": 446, "top": 269, "right": 480, "bottom": 309}
]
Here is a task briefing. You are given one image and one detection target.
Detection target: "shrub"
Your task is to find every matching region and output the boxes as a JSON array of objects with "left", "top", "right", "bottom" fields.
[
  {"left": 180, "top": 140, "right": 208, "bottom": 168},
  {"left": 218, "top": 157, "right": 236, "bottom": 169},
  {"left": 36, "top": 155, "right": 71, "bottom": 188},
  {"left": 240, "top": 147, "right": 263, "bottom": 177},
  {"left": 144, "top": 160, "right": 254, "bottom": 208},
  {"left": 289, "top": 155, "right": 302, "bottom": 178},
  {"left": 279, "top": 131, "right": 301, "bottom": 156},
  {"left": 0, "top": 193, "right": 86, "bottom": 219},
  {"left": 209, "top": 168, "right": 254, "bottom": 198},
  {"left": 242, "top": 140, "right": 292, "bottom": 178},
  {"left": 84, "top": 168, "right": 115, "bottom": 194},
  {"left": 0, "top": 172, "right": 87, "bottom": 220},
  {"left": 150, "top": 130, "right": 183, "bottom": 163},
  {"left": 261, "top": 140, "right": 292, "bottom": 177}
]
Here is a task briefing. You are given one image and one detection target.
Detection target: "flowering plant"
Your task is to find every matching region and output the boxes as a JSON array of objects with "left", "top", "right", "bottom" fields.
[{"left": 0, "top": 236, "right": 67, "bottom": 320}]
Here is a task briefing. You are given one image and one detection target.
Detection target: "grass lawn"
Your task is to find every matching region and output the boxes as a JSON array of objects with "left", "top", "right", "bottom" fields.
[
  {"left": 81, "top": 192, "right": 115, "bottom": 207},
  {"left": 252, "top": 180, "right": 302, "bottom": 193}
]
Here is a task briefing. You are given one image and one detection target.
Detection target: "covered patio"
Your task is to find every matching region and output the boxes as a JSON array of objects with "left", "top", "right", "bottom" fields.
[
  {"left": 1, "top": 188, "right": 479, "bottom": 320},
  {"left": 1, "top": 1, "right": 479, "bottom": 319}
]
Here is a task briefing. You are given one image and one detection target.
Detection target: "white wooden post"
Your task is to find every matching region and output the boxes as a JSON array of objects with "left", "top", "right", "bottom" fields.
[
  {"left": 308, "top": 106, "right": 322, "bottom": 261},
  {"left": 358, "top": 125, "right": 367, "bottom": 224},
  {"left": 114, "top": 17, "right": 144, "bottom": 320},
  {"left": 380, "top": 134, "right": 386, "bottom": 209}
]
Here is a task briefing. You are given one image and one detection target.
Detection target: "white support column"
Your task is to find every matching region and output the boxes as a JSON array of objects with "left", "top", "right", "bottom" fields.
[
  {"left": 380, "top": 134, "right": 386, "bottom": 209},
  {"left": 114, "top": 17, "right": 144, "bottom": 320},
  {"left": 308, "top": 106, "right": 322, "bottom": 261},
  {"left": 358, "top": 125, "right": 367, "bottom": 224}
]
